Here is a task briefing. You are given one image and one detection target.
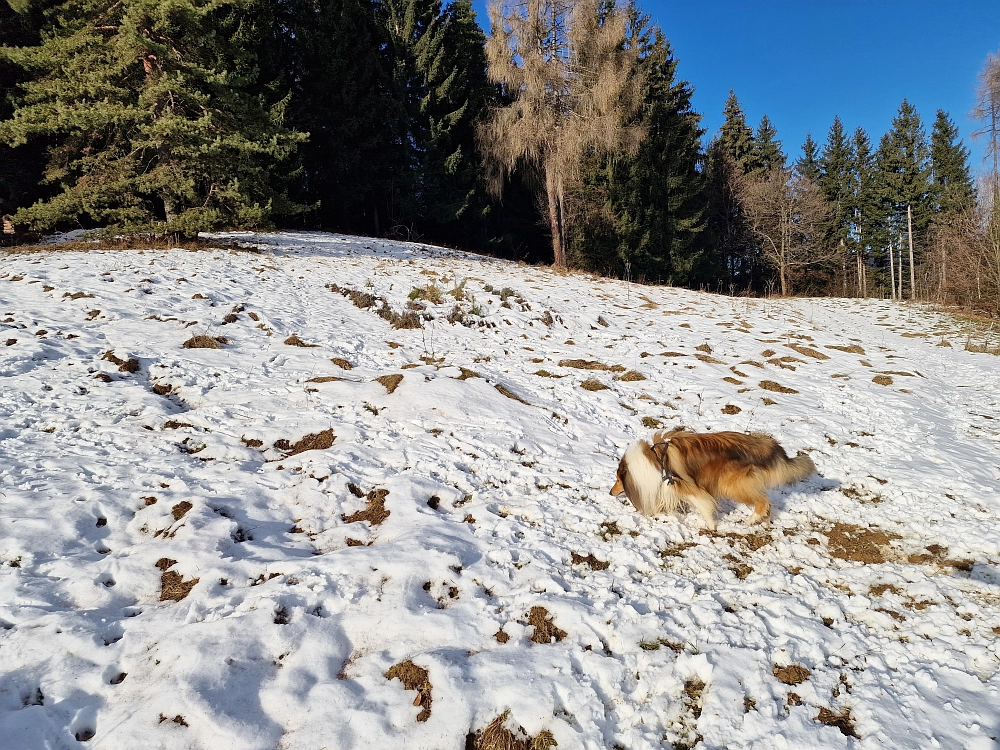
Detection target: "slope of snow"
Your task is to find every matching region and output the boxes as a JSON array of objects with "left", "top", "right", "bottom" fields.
[{"left": 1, "top": 231, "right": 998, "bottom": 750}]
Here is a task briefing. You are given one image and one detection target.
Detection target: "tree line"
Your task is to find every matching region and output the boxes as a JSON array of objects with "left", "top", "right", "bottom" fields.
[{"left": 1, "top": 0, "right": 997, "bottom": 314}]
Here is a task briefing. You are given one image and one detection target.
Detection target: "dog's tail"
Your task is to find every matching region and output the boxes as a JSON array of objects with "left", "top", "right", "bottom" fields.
[{"left": 763, "top": 451, "right": 816, "bottom": 488}]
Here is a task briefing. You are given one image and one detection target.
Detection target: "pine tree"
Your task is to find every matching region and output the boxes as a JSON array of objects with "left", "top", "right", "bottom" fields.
[
  {"left": 930, "top": 109, "right": 975, "bottom": 217},
  {"left": 817, "top": 116, "right": 853, "bottom": 250},
  {"left": 795, "top": 132, "right": 821, "bottom": 182},
  {"left": 0, "top": 0, "right": 306, "bottom": 236},
  {"left": 749, "top": 114, "right": 784, "bottom": 174},
  {"left": 718, "top": 90, "right": 754, "bottom": 171}
]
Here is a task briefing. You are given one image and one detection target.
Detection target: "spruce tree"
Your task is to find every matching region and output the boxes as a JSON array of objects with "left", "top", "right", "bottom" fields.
[
  {"left": 718, "top": 90, "right": 755, "bottom": 171},
  {"left": 749, "top": 114, "right": 784, "bottom": 174},
  {"left": 929, "top": 108, "right": 975, "bottom": 217},
  {"left": 847, "top": 127, "right": 880, "bottom": 264},
  {"left": 0, "top": 0, "right": 306, "bottom": 236},
  {"left": 795, "top": 132, "right": 821, "bottom": 182},
  {"left": 817, "top": 116, "right": 853, "bottom": 249}
]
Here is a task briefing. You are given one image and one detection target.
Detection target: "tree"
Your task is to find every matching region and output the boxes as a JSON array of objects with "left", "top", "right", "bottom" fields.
[
  {"left": 567, "top": 14, "right": 706, "bottom": 283},
  {"left": 480, "top": 0, "right": 644, "bottom": 266},
  {"left": 817, "top": 116, "right": 853, "bottom": 247},
  {"left": 738, "top": 167, "right": 833, "bottom": 295},
  {"left": 717, "top": 89, "right": 754, "bottom": 171},
  {"left": 0, "top": 0, "right": 306, "bottom": 236},
  {"left": 794, "top": 132, "right": 821, "bottom": 182},
  {"left": 749, "top": 114, "right": 784, "bottom": 175},
  {"left": 847, "top": 127, "right": 879, "bottom": 295},
  {"left": 972, "top": 49, "right": 1000, "bottom": 189},
  {"left": 930, "top": 109, "right": 975, "bottom": 217}
]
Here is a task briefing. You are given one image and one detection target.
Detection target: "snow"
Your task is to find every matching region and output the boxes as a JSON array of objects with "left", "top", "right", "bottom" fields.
[{"left": 1, "top": 231, "right": 999, "bottom": 749}]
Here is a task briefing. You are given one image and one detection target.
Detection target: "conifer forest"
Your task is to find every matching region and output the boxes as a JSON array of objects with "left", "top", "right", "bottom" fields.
[{"left": 2, "top": 0, "right": 998, "bottom": 315}]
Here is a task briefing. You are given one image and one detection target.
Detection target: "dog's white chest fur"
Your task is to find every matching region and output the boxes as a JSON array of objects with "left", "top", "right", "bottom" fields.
[{"left": 622, "top": 442, "right": 682, "bottom": 516}]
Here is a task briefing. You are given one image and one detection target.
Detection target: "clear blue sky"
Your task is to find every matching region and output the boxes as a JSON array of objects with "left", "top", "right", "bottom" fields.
[{"left": 473, "top": 0, "right": 999, "bottom": 177}]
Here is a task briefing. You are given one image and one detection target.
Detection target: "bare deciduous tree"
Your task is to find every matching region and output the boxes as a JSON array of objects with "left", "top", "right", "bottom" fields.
[
  {"left": 737, "top": 167, "right": 833, "bottom": 296},
  {"left": 972, "top": 50, "right": 1000, "bottom": 189},
  {"left": 479, "top": 0, "right": 644, "bottom": 266}
]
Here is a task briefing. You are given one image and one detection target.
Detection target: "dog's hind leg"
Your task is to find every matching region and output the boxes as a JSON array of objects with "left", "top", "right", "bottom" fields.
[{"left": 729, "top": 488, "right": 771, "bottom": 525}]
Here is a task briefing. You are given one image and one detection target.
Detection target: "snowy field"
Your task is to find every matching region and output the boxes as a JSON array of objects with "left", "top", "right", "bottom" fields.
[{"left": 1, "top": 231, "right": 999, "bottom": 750}]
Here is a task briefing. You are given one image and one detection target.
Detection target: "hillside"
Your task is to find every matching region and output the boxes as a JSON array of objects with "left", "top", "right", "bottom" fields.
[{"left": 1, "top": 232, "right": 999, "bottom": 749}]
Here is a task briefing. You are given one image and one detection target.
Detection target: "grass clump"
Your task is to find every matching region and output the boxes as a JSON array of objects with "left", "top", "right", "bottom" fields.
[
  {"left": 284, "top": 334, "right": 318, "bottom": 347},
  {"left": 385, "top": 660, "right": 433, "bottom": 722},
  {"left": 183, "top": 335, "right": 225, "bottom": 349},
  {"left": 375, "top": 374, "right": 403, "bottom": 394},
  {"left": 342, "top": 488, "right": 390, "bottom": 526},
  {"left": 759, "top": 380, "right": 797, "bottom": 394},
  {"left": 580, "top": 377, "right": 608, "bottom": 391},
  {"left": 617, "top": 370, "right": 646, "bottom": 382},
  {"left": 409, "top": 284, "right": 443, "bottom": 304}
]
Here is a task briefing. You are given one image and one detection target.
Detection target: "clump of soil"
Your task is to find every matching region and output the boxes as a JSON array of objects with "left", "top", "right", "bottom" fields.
[
  {"left": 773, "top": 664, "right": 811, "bottom": 685},
  {"left": 827, "top": 522, "right": 898, "bottom": 564},
  {"left": 469, "top": 711, "right": 557, "bottom": 750},
  {"left": 570, "top": 552, "right": 609, "bottom": 571},
  {"left": 102, "top": 350, "right": 140, "bottom": 372},
  {"left": 284, "top": 334, "right": 318, "bottom": 347},
  {"left": 385, "top": 659, "right": 433, "bottom": 721},
  {"left": 494, "top": 630, "right": 510, "bottom": 644},
  {"left": 495, "top": 383, "right": 530, "bottom": 404},
  {"left": 183, "top": 335, "right": 225, "bottom": 349},
  {"left": 816, "top": 707, "right": 858, "bottom": 738},
  {"left": 274, "top": 429, "right": 335, "bottom": 456},
  {"left": 722, "top": 404, "right": 742, "bottom": 414},
  {"left": 872, "top": 375, "right": 893, "bottom": 386},
  {"left": 375, "top": 374, "right": 403, "bottom": 394},
  {"left": 580, "top": 378, "right": 608, "bottom": 391},
  {"left": 342, "top": 488, "right": 390, "bottom": 526},
  {"left": 759, "top": 380, "right": 798, "bottom": 394},
  {"left": 330, "top": 357, "right": 353, "bottom": 370},
  {"left": 527, "top": 606, "right": 566, "bottom": 644},
  {"left": 171, "top": 501, "right": 193, "bottom": 521},
  {"left": 160, "top": 570, "right": 199, "bottom": 602},
  {"left": 617, "top": 370, "right": 646, "bottom": 382}
]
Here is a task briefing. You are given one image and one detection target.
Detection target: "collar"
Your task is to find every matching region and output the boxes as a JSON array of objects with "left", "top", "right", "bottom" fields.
[{"left": 650, "top": 439, "right": 676, "bottom": 485}]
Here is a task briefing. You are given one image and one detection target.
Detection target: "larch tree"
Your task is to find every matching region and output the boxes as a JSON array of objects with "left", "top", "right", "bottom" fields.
[
  {"left": 971, "top": 49, "right": 1000, "bottom": 189},
  {"left": 479, "top": 0, "right": 644, "bottom": 267}
]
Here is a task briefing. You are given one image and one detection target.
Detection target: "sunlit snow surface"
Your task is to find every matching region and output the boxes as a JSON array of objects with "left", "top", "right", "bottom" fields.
[{"left": 1, "top": 231, "right": 999, "bottom": 749}]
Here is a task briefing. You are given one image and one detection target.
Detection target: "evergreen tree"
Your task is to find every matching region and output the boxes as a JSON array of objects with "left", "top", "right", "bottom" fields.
[
  {"left": 0, "top": 0, "right": 305, "bottom": 236},
  {"left": 568, "top": 18, "right": 706, "bottom": 284},
  {"left": 718, "top": 90, "right": 755, "bottom": 171},
  {"left": 929, "top": 108, "right": 975, "bottom": 217},
  {"left": 795, "top": 132, "right": 821, "bottom": 182},
  {"left": 749, "top": 114, "right": 784, "bottom": 174},
  {"left": 847, "top": 127, "right": 880, "bottom": 261},
  {"left": 817, "top": 116, "right": 853, "bottom": 249}
]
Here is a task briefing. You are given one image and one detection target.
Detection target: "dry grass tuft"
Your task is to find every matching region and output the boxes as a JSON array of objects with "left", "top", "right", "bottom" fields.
[
  {"left": 241, "top": 436, "right": 263, "bottom": 448},
  {"left": 385, "top": 659, "right": 433, "bottom": 722},
  {"left": 470, "top": 710, "right": 557, "bottom": 750},
  {"left": 160, "top": 570, "right": 199, "bottom": 602},
  {"left": 826, "top": 522, "right": 898, "bottom": 564},
  {"left": 558, "top": 359, "right": 617, "bottom": 371},
  {"left": 826, "top": 344, "right": 865, "bottom": 354},
  {"left": 275, "top": 429, "right": 335, "bottom": 456},
  {"left": 330, "top": 357, "right": 353, "bottom": 370},
  {"left": 872, "top": 375, "right": 893, "bottom": 386},
  {"left": 533, "top": 369, "right": 563, "bottom": 378},
  {"left": 580, "top": 378, "right": 608, "bottom": 391},
  {"left": 816, "top": 707, "right": 858, "bottom": 738},
  {"left": 342, "top": 488, "right": 390, "bottom": 526},
  {"left": 617, "top": 370, "right": 646, "bottom": 382},
  {"left": 171, "top": 501, "right": 193, "bottom": 521},
  {"left": 376, "top": 374, "right": 403, "bottom": 394},
  {"left": 773, "top": 664, "right": 811, "bottom": 685},
  {"left": 642, "top": 416, "right": 661, "bottom": 428},
  {"left": 721, "top": 404, "right": 742, "bottom": 415},
  {"left": 495, "top": 383, "right": 530, "bottom": 404},
  {"left": 409, "top": 284, "right": 444, "bottom": 304},
  {"left": 759, "top": 380, "right": 798, "bottom": 394},
  {"left": 306, "top": 376, "right": 345, "bottom": 383},
  {"left": 695, "top": 353, "right": 724, "bottom": 364},
  {"left": 786, "top": 343, "right": 829, "bottom": 360},
  {"left": 183, "top": 335, "right": 224, "bottom": 349},
  {"left": 102, "top": 350, "right": 140, "bottom": 372},
  {"left": 457, "top": 367, "right": 481, "bottom": 380},
  {"left": 527, "top": 606, "right": 566, "bottom": 644},
  {"left": 284, "top": 334, "right": 318, "bottom": 347},
  {"left": 570, "top": 552, "right": 610, "bottom": 570}
]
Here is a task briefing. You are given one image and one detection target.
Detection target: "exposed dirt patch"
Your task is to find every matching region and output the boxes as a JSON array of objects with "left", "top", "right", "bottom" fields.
[
  {"left": 160, "top": 570, "right": 199, "bottom": 602},
  {"left": 494, "top": 629, "right": 510, "bottom": 644},
  {"left": 163, "top": 421, "right": 192, "bottom": 430},
  {"left": 385, "top": 659, "right": 433, "bottom": 722},
  {"left": 457, "top": 367, "right": 481, "bottom": 380},
  {"left": 495, "top": 383, "right": 530, "bottom": 404},
  {"left": 342, "top": 488, "right": 390, "bottom": 526},
  {"left": 786, "top": 343, "right": 829, "bottom": 360},
  {"left": 580, "top": 378, "right": 609, "bottom": 391},
  {"left": 330, "top": 357, "right": 353, "bottom": 370},
  {"left": 683, "top": 678, "right": 706, "bottom": 719},
  {"left": 826, "top": 522, "right": 899, "bottom": 564},
  {"left": 469, "top": 710, "right": 557, "bottom": 750},
  {"left": 826, "top": 344, "right": 866, "bottom": 354},
  {"left": 101, "top": 350, "right": 140, "bottom": 372},
  {"left": 375, "top": 374, "right": 403, "bottom": 394},
  {"left": 760, "top": 380, "right": 798, "bottom": 394},
  {"left": 570, "top": 552, "right": 610, "bottom": 571},
  {"left": 773, "top": 664, "right": 811, "bottom": 685},
  {"left": 274, "top": 429, "right": 335, "bottom": 456},
  {"left": 241, "top": 436, "right": 263, "bottom": 448},
  {"left": 171, "top": 501, "right": 193, "bottom": 521},
  {"left": 155, "top": 557, "right": 178, "bottom": 571},
  {"left": 183, "top": 335, "right": 225, "bottom": 349},
  {"left": 816, "top": 707, "right": 858, "bottom": 738},
  {"left": 284, "top": 334, "right": 318, "bottom": 347},
  {"left": 642, "top": 416, "right": 662, "bottom": 428},
  {"left": 869, "top": 583, "right": 901, "bottom": 596},
  {"left": 695, "top": 353, "right": 724, "bottom": 364},
  {"left": 872, "top": 375, "right": 894, "bottom": 386},
  {"left": 722, "top": 404, "right": 741, "bottom": 414},
  {"left": 527, "top": 606, "right": 567, "bottom": 644},
  {"left": 598, "top": 521, "right": 621, "bottom": 541}
]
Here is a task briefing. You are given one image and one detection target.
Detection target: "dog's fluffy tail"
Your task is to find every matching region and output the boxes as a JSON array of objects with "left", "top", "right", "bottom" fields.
[{"left": 764, "top": 451, "right": 816, "bottom": 488}]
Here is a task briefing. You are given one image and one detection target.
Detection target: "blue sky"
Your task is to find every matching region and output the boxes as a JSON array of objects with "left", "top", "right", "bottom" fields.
[{"left": 473, "top": 0, "right": 999, "bottom": 176}]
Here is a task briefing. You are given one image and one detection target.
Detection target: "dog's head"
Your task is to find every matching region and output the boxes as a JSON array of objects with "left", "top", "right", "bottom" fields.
[{"left": 610, "top": 440, "right": 666, "bottom": 515}]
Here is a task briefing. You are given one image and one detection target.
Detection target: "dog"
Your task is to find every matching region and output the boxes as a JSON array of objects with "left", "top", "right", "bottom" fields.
[{"left": 610, "top": 428, "right": 815, "bottom": 530}]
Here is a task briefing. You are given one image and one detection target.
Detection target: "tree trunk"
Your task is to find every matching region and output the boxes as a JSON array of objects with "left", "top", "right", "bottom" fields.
[
  {"left": 889, "top": 240, "right": 896, "bottom": 300},
  {"left": 907, "top": 204, "right": 916, "bottom": 300},
  {"left": 546, "top": 166, "right": 565, "bottom": 267}
]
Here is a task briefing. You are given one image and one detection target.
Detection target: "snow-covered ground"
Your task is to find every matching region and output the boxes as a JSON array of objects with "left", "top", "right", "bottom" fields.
[{"left": 1, "top": 231, "right": 999, "bottom": 750}]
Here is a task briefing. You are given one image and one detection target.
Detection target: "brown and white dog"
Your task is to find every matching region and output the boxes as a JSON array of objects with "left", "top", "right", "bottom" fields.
[{"left": 610, "top": 429, "right": 815, "bottom": 530}]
